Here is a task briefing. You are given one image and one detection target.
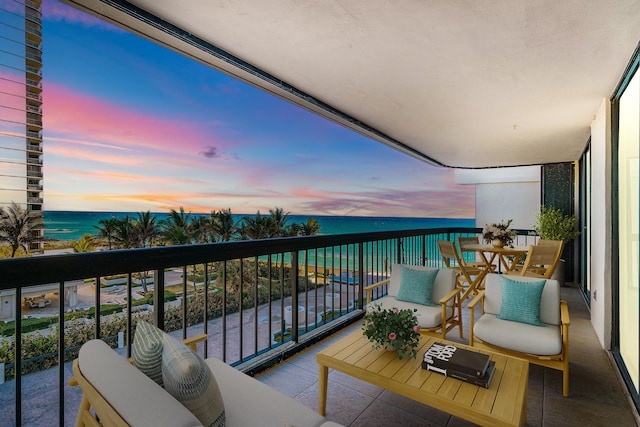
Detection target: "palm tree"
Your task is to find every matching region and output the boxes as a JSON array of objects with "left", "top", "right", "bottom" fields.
[
  {"left": 269, "top": 207, "right": 290, "bottom": 237},
  {"left": 189, "top": 215, "right": 210, "bottom": 244},
  {"left": 0, "top": 202, "right": 40, "bottom": 258},
  {"left": 113, "top": 215, "right": 137, "bottom": 249},
  {"left": 240, "top": 211, "right": 273, "bottom": 240},
  {"left": 211, "top": 208, "right": 239, "bottom": 242},
  {"left": 134, "top": 211, "right": 159, "bottom": 247},
  {"left": 298, "top": 218, "right": 321, "bottom": 236},
  {"left": 95, "top": 217, "right": 119, "bottom": 250},
  {"left": 162, "top": 207, "right": 193, "bottom": 245},
  {"left": 73, "top": 234, "right": 96, "bottom": 253}
]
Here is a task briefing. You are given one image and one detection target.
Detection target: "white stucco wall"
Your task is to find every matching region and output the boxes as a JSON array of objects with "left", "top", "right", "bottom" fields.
[
  {"left": 590, "top": 97, "right": 612, "bottom": 349},
  {"left": 455, "top": 166, "right": 541, "bottom": 229}
]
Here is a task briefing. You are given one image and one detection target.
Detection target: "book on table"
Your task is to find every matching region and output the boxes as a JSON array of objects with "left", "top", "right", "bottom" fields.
[
  {"left": 423, "top": 359, "right": 496, "bottom": 388},
  {"left": 422, "top": 342, "right": 491, "bottom": 378}
]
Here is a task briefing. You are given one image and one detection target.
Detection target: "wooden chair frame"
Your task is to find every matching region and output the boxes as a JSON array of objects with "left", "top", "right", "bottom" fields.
[
  {"left": 506, "top": 240, "right": 564, "bottom": 279},
  {"left": 456, "top": 236, "right": 488, "bottom": 270},
  {"left": 364, "top": 276, "right": 462, "bottom": 339},
  {"left": 68, "top": 334, "right": 208, "bottom": 427},
  {"left": 437, "top": 240, "right": 487, "bottom": 300},
  {"left": 468, "top": 290, "right": 571, "bottom": 397}
]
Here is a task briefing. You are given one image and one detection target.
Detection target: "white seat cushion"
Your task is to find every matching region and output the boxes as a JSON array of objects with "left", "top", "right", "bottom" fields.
[
  {"left": 367, "top": 295, "right": 453, "bottom": 328},
  {"left": 205, "top": 357, "right": 328, "bottom": 427},
  {"left": 474, "top": 314, "right": 562, "bottom": 355}
]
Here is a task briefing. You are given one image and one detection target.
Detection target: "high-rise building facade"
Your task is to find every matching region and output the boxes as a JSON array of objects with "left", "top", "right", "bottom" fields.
[{"left": 0, "top": 0, "right": 44, "bottom": 253}]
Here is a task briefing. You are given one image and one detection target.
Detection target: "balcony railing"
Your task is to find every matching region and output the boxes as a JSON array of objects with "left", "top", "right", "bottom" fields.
[
  {"left": 25, "top": 23, "right": 42, "bottom": 38},
  {"left": 25, "top": 65, "right": 41, "bottom": 76},
  {"left": 26, "top": 169, "right": 42, "bottom": 178},
  {"left": 0, "top": 227, "right": 538, "bottom": 425},
  {"left": 25, "top": 11, "right": 42, "bottom": 24},
  {"left": 26, "top": 105, "right": 42, "bottom": 114},
  {"left": 26, "top": 130, "right": 42, "bottom": 139},
  {"left": 26, "top": 79, "right": 42, "bottom": 89},
  {"left": 25, "top": 0, "right": 39, "bottom": 11},
  {"left": 26, "top": 92, "right": 42, "bottom": 102},
  {"left": 25, "top": 39, "right": 41, "bottom": 51},
  {"left": 26, "top": 143, "right": 42, "bottom": 152},
  {"left": 25, "top": 53, "right": 42, "bottom": 64}
]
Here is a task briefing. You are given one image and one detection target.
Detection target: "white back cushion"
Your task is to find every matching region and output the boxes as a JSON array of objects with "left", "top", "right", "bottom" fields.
[{"left": 483, "top": 273, "right": 561, "bottom": 325}]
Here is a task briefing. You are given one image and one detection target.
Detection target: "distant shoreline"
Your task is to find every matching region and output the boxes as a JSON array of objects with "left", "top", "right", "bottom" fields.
[{"left": 43, "top": 211, "right": 476, "bottom": 242}]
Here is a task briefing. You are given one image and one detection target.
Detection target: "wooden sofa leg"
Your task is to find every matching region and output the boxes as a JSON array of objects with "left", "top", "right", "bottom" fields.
[
  {"left": 75, "top": 394, "right": 90, "bottom": 427},
  {"left": 563, "top": 366, "right": 569, "bottom": 397},
  {"left": 458, "top": 300, "right": 463, "bottom": 338}
]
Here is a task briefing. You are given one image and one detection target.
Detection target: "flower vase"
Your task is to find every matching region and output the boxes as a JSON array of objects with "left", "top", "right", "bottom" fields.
[
  {"left": 382, "top": 342, "right": 398, "bottom": 352},
  {"left": 491, "top": 238, "right": 505, "bottom": 248}
]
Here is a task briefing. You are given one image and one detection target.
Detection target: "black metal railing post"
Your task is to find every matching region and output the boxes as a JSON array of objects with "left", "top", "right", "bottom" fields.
[
  {"left": 14, "top": 286, "right": 21, "bottom": 426},
  {"left": 57, "top": 280, "right": 65, "bottom": 427},
  {"left": 291, "top": 251, "right": 299, "bottom": 342},
  {"left": 358, "top": 242, "right": 364, "bottom": 309},
  {"left": 154, "top": 269, "right": 165, "bottom": 329}
]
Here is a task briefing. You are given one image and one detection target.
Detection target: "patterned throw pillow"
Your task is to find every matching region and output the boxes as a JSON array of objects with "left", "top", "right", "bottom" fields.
[
  {"left": 162, "top": 333, "right": 226, "bottom": 427},
  {"left": 132, "top": 320, "right": 164, "bottom": 386},
  {"left": 396, "top": 266, "right": 439, "bottom": 306},
  {"left": 497, "top": 276, "right": 547, "bottom": 326}
]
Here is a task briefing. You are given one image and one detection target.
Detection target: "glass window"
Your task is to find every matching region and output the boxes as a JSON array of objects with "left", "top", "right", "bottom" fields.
[{"left": 618, "top": 68, "right": 640, "bottom": 391}]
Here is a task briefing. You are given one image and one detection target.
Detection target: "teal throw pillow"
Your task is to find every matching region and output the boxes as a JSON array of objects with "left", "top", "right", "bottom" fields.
[
  {"left": 396, "top": 266, "right": 438, "bottom": 306},
  {"left": 497, "top": 275, "right": 547, "bottom": 326}
]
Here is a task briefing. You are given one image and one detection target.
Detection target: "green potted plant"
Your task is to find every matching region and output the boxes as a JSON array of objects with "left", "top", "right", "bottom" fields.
[
  {"left": 533, "top": 206, "right": 580, "bottom": 285},
  {"left": 533, "top": 206, "right": 580, "bottom": 242}
]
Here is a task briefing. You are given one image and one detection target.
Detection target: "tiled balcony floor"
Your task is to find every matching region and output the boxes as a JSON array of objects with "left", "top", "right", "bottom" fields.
[{"left": 255, "top": 284, "right": 640, "bottom": 426}]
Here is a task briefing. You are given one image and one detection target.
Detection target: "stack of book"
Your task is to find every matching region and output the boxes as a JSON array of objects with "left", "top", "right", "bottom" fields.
[{"left": 422, "top": 342, "right": 496, "bottom": 388}]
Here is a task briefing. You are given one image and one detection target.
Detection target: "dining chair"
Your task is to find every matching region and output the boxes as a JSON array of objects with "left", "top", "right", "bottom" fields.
[
  {"left": 437, "top": 240, "right": 487, "bottom": 300},
  {"left": 456, "top": 236, "right": 490, "bottom": 270},
  {"left": 505, "top": 240, "right": 564, "bottom": 279}
]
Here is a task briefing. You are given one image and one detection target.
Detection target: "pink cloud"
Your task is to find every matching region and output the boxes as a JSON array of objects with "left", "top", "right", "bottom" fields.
[
  {"left": 42, "top": 0, "right": 120, "bottom": 32},
  {"left": 42, "top": 82, "right": 230, "bottom": 157}
]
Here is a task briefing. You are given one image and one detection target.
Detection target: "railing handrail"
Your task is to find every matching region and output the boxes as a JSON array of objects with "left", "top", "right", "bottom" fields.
[{"left": 0, "top": 227, "right": 541, "bottom": 289}]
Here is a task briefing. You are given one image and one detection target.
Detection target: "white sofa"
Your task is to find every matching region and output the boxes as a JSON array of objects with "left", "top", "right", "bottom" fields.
[
  {"left": 71, "top": 339, "right": 343, "bottom": 427},
  {"left": 363, "top": 265, "right": 461, "bottom": 339}
]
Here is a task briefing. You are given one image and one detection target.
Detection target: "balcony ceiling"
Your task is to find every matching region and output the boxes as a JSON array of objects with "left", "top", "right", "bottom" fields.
[{"left": 67, "top": 0, "right": 640, "bottom": 168}]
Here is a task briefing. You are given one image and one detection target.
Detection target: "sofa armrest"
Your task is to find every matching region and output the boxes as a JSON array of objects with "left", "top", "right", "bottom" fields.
[
  {"left": 467, "top": 290, "right": 485, "bottom": 346},
  {"left": 467, "top": 290, "right": 485, "bottom": 310},
  {"left": 183, "top": 333, "right": 208, "bottom": 352},
  {"left": 560, "top": 300, "right": 570, "bottom": 327},
  {"left": 437, "top": 287, "right": 460, "bottom": 305},
  {"left": 363, "top": 278, "right": 390, "bottom": 305}
]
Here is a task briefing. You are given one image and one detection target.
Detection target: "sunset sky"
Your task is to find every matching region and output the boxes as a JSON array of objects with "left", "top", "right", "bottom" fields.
[{"left": 39, "top": 0, "right": 475, "bottom": 218}]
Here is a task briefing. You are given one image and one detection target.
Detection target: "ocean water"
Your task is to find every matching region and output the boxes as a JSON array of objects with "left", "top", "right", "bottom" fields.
[{"left": 43, "top": 211, "right": 475, "bottom": 241}]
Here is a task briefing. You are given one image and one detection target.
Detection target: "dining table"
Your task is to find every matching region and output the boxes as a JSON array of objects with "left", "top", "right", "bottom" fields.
[{"left": 461, "top": 243, "right": 530, "bottom": 273}]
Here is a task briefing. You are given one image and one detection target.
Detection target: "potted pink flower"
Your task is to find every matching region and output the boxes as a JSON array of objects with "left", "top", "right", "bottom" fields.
[{"left": 362, "top": 304, "right": 421, "bottom": 360}]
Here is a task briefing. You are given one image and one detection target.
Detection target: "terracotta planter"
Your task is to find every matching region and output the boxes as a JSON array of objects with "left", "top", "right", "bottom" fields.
[{"left": 492, "top": 239, "right": 505, "bottom": 248}]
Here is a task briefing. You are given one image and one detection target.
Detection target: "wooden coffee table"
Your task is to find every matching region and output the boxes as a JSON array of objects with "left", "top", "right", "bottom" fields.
[{"left": 317, "top": 330, "right": 529, "bottom": 427}]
